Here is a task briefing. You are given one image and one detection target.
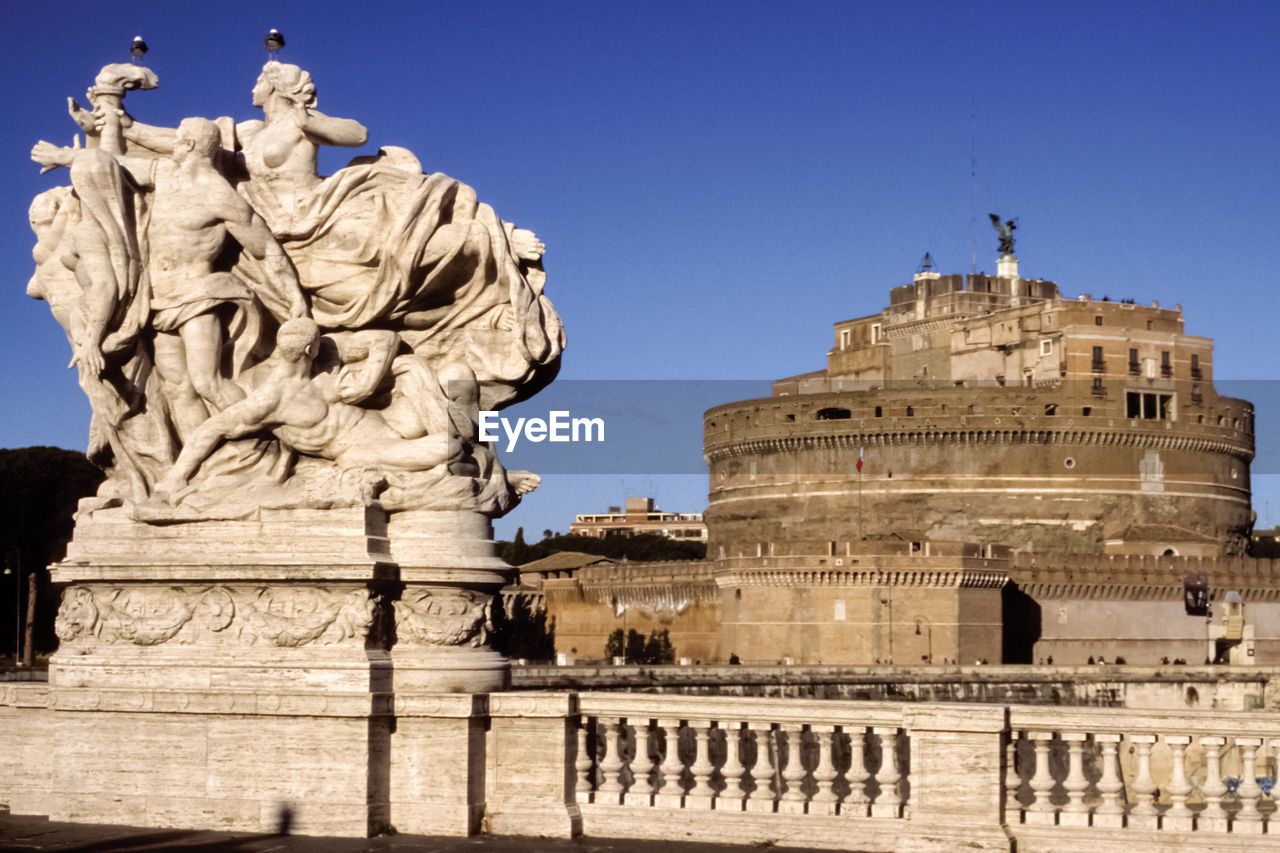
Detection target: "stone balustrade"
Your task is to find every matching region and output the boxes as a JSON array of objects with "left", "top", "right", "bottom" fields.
[
  {"left": 563, "top": 693, "right": 1007, "bottom": 851},
  {"left": 10, "top": 684, "right": 1280, "bottom": 850},
  {"left": 560, "top": 696, "right": 1280, "bottom": 851},
  {"left": 575, "top": 693, "right": 907, "bottom": 817},
  {"left": 1009, "top": 705, "right": 1280, "bottom": 846}
]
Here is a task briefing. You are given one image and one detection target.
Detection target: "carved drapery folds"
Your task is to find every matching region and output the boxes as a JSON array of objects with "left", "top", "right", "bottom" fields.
[{"left": 54, "top": 585, "right": 380, "bottom": 648}]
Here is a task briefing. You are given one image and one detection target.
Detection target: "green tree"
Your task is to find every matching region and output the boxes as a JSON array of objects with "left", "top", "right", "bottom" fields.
[
  {"left": 604, "top": 628, "right": 625, "bottom": 660},
  {"left": 624, "top": 629, "right": 647, "bottom": 663},
  {"left": 496, "top": 525, "right": 537, "bottom": 563},
  {"left": 0, "top": 447, "right": 104, "bottom": 659},
  {"left": 490, "top": 593, "right": 556, "bottom": 661},
  {"left": 643, "top": 629, "right": 675, "bottom": 664},
  {"left": 495, "top": 531, "right": 706, "bottom": 567}
]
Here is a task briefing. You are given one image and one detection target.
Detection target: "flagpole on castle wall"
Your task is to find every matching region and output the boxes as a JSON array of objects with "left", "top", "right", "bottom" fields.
[{"left": 857, "top": 445, "right": 864, "bottom": 548}]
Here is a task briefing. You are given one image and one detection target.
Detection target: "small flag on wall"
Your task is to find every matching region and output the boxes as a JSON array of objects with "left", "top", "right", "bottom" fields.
[{"left": 856, "top": 446, "right": 864, "bottom": 473}]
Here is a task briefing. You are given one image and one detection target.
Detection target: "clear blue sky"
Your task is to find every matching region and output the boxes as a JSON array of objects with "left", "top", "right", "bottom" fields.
[{"left": 2, "top": 1, "right": 1278, "bottom": 541}]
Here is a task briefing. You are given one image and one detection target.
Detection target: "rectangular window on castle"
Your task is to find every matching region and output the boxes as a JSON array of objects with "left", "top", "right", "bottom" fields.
[
  {"left": 1161, "top": 351, "right": 1172, "bottom": 378},
  {"left": 1191, "top": 353, "right": 1202, "bottom": 379},
  {"left": 1092, "top": 346, "right": 1105, "bottom": 372},
  {"left": 839, "top": 329, "right": 851, "bottom": 349},
  {"left": 1129, "top": 348, "right": 1140, "bottom": 375},
  {"left": 871, "top": 323, "right": 881, "bottom": 345},
  {"left": 1040, "top": 339, "right": 1052, "bottom": 356}
]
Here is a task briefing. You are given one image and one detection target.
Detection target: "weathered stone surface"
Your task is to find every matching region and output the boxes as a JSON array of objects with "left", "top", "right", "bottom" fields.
[{"left": 30, "top": 56, "right": 559, "bottom": 519}]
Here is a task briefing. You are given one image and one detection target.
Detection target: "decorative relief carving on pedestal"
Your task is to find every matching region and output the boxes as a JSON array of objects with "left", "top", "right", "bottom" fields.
[
  {"left": 395, "top": 589, "right": 491, "bottom": 648},
  {"left": 55, "top": 586, "right": 234, "bottom": 645},
  {"left": 241, "top": 587, "right": 377, "bottom": 647},
  {"left": 54, "top": 585, "right": 379, "bottom": 648}
]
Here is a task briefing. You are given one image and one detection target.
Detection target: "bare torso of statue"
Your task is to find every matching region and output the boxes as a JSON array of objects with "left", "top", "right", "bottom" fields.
[{"left": 147, "top": 167, "right": 237, "bottom": 310}]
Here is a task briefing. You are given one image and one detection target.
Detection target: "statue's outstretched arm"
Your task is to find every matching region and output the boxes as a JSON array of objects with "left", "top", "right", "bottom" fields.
[
  {"left": 331, "top": 331, "right": 399, "bottom": 405},
  {"left": 296, "top": 107, "right": 367, "bottom": 148},
  {"left": 120, "top": 118, "right": 177, "bottom": 155},
  {"left": 31, "top": 140, "right": 78, "bottom": 173},
  {"left": 156, "top": 390, "right": 281, "bottom": 499}
]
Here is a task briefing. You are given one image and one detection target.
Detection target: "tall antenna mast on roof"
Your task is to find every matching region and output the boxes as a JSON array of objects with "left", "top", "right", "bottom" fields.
[{"left": 969, "top": 98, "right": 978, "bottom": 275}]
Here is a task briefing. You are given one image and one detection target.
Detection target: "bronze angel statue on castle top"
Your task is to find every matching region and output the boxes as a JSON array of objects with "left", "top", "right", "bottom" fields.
[{"left": 28, "top": 52, "right": 562, "bottom": 520}]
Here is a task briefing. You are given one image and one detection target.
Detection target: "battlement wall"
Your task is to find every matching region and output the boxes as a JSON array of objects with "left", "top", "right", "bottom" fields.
[{"left": 707, "top": 388, "right": 1254, "bottom": 460}]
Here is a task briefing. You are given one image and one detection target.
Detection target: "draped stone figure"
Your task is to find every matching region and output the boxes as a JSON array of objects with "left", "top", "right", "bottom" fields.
[{"left": 29, "top": 59, "right": 563, "bottom": 519}]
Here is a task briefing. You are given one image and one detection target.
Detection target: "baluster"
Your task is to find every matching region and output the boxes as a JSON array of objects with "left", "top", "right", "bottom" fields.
[
  {"left": 870, "top": 726, "right": 902, "bottom": 818},
  {"left": 1025, "top": 731, "right": 1056, "bottom": 826},
  {"left": 625, "top": 718, "right": 654, "bottom": 806},
  {"left": 1163, "top": 735, "right": 1193, "bottom": 831},
  {"left": 1128, "top": 734, "right": 1158, "bottom": 830},
  {"left": 745, "top": 722, "right": 776, "bottom": 813},
  {"left": 1060, "top": 732, "right": 1089, "bottom": 826},
  {"left": 575, "top": 717, "right": 594, "bottom": 804},
  {"left": 845, "top": 725, "right": 870, "bottom": 817},
  {"left": 654, "top": 718, "right": 685, "bottom": 808},
  {"left": 686, "top": 719, "right": 716, "bottom": 809},
  {"left": 598, "top": 717, "right": 626, "bottom": 804},
  {"left": 1198, "top": 736, "right": 1228, "bottom": 832},
  {"left": 1005, "top": 732, "right": 1022, "bottom": 819},
  {"left": 717, "top": 720, "right": 747, "bottom": 811},
  {"left": 1093, "top": 733, "right": 1125, "bottom": 828},
  {"left": 778, "top": 724, "right": 808, "bottom": 813},
  {"left": 810, "top": 725, "right": 839, "bottom": 816},
  {"left": 1234, "top": 738, "right": 1264, "bottom": 834}
]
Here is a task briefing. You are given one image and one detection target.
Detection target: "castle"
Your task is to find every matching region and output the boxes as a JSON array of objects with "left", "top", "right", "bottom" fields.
[{"left": 538, "top": 248, "right": 1274, "bottom": 667}]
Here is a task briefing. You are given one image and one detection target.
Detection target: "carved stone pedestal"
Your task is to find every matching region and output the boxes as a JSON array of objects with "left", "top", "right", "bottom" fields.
[
  {"left": 37, "top": 502, "right": 514, "bottom": 836},
  {"left": 387, "top": 510, "right": 513, "bottom": 694}
]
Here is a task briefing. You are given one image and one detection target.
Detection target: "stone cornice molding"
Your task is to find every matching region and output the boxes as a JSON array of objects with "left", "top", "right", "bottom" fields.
[
  {"left": 1013, "top": 553, "right": 1280, "bottom": 601},
  {"left": 706, "top": 426, "right": 1253, "bottom": 464},
  {"left": 883, "top": 316, "right": 959, "bottom": 338},
  {"left": 1016, "top": 579, "right": 1280, "bottom": 602},
  {"left": 576, "top": 561, "right": 717, "bottom": 611},
  {"left": 713, "top": 566, "right": 1007, "bottom": 589}
]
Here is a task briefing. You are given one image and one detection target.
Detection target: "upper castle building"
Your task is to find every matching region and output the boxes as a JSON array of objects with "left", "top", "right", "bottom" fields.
[{"left": 704, "top": 254, "right": 1255, "bottom": 562}]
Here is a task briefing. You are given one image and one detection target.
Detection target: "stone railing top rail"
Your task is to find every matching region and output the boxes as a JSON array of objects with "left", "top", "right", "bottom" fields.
[
  {"left": 513, "top": 663, "right": 1275, "bottom": 688},
  {"left": 577, "top": 690, "right": 918, "bottom": 727},
  {"left": 1009, "top": 703, "right": 1280, "bottom": 737},
  {"left": 579, "top": 691, "right": 1280, "bottom": 735}
]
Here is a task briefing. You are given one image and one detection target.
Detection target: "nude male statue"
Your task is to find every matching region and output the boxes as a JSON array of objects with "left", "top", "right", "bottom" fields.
[
  {"left": 33, "top": 117, "right": 308, "bottom": 441},
  {"left": 154, "top": 317, "right": 540, "bottom": 503}
]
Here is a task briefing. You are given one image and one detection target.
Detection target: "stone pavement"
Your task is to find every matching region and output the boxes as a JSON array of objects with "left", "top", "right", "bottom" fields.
[{"left": 0, "top": 812, "right": 835, "bottom": 852}]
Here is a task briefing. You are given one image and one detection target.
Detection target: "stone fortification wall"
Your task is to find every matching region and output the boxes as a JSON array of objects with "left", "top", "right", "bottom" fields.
[
  {"left": 1012, "top": 553, "right": 1280, "bottom": 665},
  {"left": 544, "top": 561, "right": 721, "bottom": 662},
  {"left": 537, "top": 550, "right": 1006, "bottom": 667},
  {"left": 704, "top": 386, "right": 1254, "bottom": 559},
  {"left": 1011, "top": 553, "right": 1280, "bottom": 600}
]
